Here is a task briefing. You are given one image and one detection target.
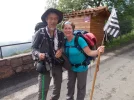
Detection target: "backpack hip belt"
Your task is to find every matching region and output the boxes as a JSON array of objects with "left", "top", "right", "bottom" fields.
[{"left": 71, "top": 60, "right": 87, "bottom": 68}]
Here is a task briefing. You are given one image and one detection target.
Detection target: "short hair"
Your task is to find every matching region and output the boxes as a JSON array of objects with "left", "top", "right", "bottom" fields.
[{"left": 62, "top": 21, "right": 75, "bottom": 30}]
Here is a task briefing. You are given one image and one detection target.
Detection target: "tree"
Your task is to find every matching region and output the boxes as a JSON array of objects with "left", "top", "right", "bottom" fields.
[
  {"left": 57, "top": 0, "right": 134, "bottom": 16},
  {"left": 114, "top": 0, "right": 134, "bottom": 34},
  {"left": 57, "top": 0, "right": 104, "bottom": 13},
  {"left": 57, "top": 0, "right": 134, "bottom": 34},
  {"left": 44, "top": 0, "right": 58, "bottom": 9},
  {"left": 46, "top": 0, "right": 134, "bottom": 34},
  {"left": 57, "top": 0, "right": 117, "bottom": 13}
]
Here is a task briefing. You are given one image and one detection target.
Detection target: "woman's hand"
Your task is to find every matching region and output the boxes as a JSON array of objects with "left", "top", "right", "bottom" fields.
[{"left": 97, "top": 46, "right": 105, "bottom": 53}]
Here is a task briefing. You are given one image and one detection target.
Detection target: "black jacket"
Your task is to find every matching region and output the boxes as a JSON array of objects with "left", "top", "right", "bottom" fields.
[{"left": 31, "top": 27, "right": 64, "bottom": 61}]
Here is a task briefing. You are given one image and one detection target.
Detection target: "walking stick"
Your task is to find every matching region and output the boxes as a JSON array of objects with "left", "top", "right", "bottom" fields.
[{"left": 90, "top": 34, "right": 105, "bottom": 100}]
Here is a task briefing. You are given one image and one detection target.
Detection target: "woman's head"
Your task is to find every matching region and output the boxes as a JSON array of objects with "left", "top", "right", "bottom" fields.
[{"left": 62, "top": 21, "right": 75, "bottom": 37}]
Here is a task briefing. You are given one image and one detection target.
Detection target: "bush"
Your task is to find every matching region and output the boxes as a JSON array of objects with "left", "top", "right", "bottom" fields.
[
  {"left": 105, "top": 30, "right": 134, "bottom": 49},
  {"left": 119, "top": 18, "right": 133, "bottom": 34}
]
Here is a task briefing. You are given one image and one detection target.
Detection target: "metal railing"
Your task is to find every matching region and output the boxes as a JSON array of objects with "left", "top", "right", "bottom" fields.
[{"left": 0, "top": 42, "right": 31, "bottom": 59}]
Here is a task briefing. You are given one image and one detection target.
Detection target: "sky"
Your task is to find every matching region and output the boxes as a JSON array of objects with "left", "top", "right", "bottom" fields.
[{"left": 0, "top": 0, "right": 46, "bottom": 43}]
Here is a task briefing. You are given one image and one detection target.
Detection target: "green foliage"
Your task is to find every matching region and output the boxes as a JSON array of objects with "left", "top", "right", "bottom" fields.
[
  {"left": 114, "top": 0, "right": 134, "bottom": 34},
  {"left": 105, "top": 30, "right": 134, "bottom": 49},
  {"left": 59, "top": 0, "right": 134, "bottom": 35},
  {"left": 44, "top": 0, "right": 58, "bottom": 9},
  {"left": 57, "top": 0, "right": 112, "bottom": 13},
  {"left": 119, "top": 18, "right": 133, "bottom": 34},
  {"left": 57, "top": 23, "right": 62, "bottom": 31},
  {"left": 57, "top": 0, "right": 86, "bottom": 13},
  {"left": 45, "top": 0, "right": 134, "bottom": 38},
  {"left": 57, "top": 0, "right": 128, "bottom": 13}
]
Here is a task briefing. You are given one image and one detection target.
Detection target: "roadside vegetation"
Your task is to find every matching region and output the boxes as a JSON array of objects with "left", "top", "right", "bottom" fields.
[{"left": 105, "top": 30, "right": 134, "bottom": 49}]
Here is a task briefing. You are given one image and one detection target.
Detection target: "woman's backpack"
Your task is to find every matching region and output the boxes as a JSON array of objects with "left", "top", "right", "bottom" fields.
[{"left": 73, "top": 30, "right": 97, "bottom": 65}]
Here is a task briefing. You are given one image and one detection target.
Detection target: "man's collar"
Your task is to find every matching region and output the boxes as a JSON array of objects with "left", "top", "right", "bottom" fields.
[
  {"left": 46, "top": 26, "right": 57, "bottom": 38},
  {"left": 46, "top": 26, "right": 57, "bottom": 31}
]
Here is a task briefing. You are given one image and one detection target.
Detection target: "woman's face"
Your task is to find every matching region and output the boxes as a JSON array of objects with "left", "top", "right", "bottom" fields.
[{"left": 63, "top": 24, "right": 73, "bottom": 37}]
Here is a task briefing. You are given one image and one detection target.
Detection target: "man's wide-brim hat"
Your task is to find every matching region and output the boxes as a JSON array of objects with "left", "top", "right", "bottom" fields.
[{"left": 41, "top": 8, "right": 63, "bottom": 24}]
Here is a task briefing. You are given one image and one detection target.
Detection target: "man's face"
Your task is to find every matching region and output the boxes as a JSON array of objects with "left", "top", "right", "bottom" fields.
[{"left": 46, "top": 13, "right": 59, "bottom": 30}]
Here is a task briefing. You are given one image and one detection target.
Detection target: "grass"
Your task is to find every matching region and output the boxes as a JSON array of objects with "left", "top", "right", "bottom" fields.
[{"left": 105, "top": 30, "right": 134, "bottom": 49}]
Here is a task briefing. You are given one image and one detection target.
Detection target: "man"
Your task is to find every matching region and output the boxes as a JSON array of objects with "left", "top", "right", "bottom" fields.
[{"left": 32, "top": 8, "right": 64, "bottom": 100}]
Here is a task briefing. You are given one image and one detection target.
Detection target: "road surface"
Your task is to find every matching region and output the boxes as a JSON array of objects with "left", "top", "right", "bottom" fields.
[{"left": 0, "top": 43, "right": 134, "bottom": 100}]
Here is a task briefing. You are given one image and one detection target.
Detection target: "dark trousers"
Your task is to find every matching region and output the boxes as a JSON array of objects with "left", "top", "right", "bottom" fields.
[
  {"left": 66, "top": 70, "right": 88, "bottom": 100},
  {"left": 38, "top": 66, "right": 62, "bottom": 100}
]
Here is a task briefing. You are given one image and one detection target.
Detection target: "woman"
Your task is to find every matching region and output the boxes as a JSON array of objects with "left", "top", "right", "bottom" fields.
[{"left": 62, "top": 21, "right": 104, "bottom": 100}]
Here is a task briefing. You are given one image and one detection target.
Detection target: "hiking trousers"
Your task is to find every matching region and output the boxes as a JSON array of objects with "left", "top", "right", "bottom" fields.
[
  {"left": 38, "top": 66, "right": 62, "bottom": 100},
  {"left": 66, "top": 70, "right": 88, "bottom": 100}
]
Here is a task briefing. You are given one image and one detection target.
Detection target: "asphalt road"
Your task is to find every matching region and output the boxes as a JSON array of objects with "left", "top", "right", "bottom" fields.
[{"left": 0, "top": 43, "right": 134, "bottom": 100}]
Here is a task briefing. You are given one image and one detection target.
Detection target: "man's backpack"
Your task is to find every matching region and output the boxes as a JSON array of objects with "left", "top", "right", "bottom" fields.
[
  {"left": 73, "top": 30, "right": 97, "bottom": 66},
  {"left": 34, "top": 22, "right": 46, "bottom": 32}
]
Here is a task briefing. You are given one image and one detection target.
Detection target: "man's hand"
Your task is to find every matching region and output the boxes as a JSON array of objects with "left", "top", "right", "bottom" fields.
[
  {"left": 55, "top": 49, "right": 62, "bottom": 58},
  {"left": 39, "top": 53, "right": 45, "bottom": 60}
]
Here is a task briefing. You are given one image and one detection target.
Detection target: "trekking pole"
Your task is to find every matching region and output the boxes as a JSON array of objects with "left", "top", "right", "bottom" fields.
[{"left": 90, "top": 34, "right": 105, "bottom": 100}]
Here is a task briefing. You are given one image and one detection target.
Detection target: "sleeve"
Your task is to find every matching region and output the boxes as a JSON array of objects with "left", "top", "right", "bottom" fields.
[
  {"left": 31, "top": 29, "right": 42, "bottom": 61},
  {"left": 78, "top": 37, "right": 88, "bottom": 49}
]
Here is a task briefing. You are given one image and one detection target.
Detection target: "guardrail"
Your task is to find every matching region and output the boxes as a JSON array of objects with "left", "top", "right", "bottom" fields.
[{"left": 0, "top": 42, "right": 31, "bottom": 59}]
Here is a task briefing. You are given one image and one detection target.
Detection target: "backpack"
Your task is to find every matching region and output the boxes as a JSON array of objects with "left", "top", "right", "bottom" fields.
[
  {"left": 65, "top": 30, "right": 97, "bottom": 67},
  {"left": 32, "top": 22, "right": 47, "bottom": 44},
  {"left": 73, "top": 30, "right": 97, "bottom": 50},
  {"left": 34, "top": 22, "right": 47, "bottom": 32}
]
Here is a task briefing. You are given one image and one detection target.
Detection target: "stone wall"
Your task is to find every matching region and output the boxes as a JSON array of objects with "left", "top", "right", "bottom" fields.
[{"left": 0, "top": 53, "right": 35, "bottom": 79}]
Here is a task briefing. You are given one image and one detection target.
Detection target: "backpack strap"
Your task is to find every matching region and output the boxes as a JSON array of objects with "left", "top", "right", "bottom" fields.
[
  {"left": 74, "top": 35, "right": 87, "bottom": 56},
  {"left": 43, "top": 28, "right": 63, "bottom": 51},
  {"left": 73, "top": 35, "right": 91, "bottom": 67},
  {"left": 71, "top": 60, "right": 87, "bottom": 68},
  {"left": 43, "top": 28, "right": 55, "bottom": 55},
  {"left": 64, "top": 36, "right": 89, "bottom": 68},
  {"left": 32, "top": 29, "right": 44, "bottom": 61},
  {"left": 64, "top": 38, "right": 69, "bottom": 57},
  {"left": 64, "top": 36, "right": 86, "bottom": 57},
  {"left": 57, "top": 30, "right": 64, "bottom": 49}
]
